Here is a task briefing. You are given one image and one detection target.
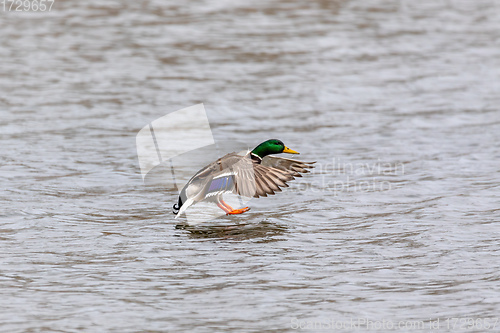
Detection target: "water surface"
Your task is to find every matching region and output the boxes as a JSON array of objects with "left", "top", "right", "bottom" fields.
[{"left": 1, "top": 0, "right": 500, "bottom": 331}]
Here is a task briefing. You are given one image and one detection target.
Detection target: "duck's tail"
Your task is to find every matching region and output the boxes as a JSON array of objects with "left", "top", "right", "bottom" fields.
[
  {"left": 174, "top": 197, "right": 194, "bottom": 219},
  {"left": 172, "top": 196, "right": 183, "bottom": 215}
]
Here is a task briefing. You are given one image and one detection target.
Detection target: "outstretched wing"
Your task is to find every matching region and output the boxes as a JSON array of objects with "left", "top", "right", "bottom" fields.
[
  {"left": 227, "top": 154, "right": 315, "bottom": 198},
  {"left": 261, "top": 155, "right": 316, "bottom": 177},
  {"left": 210, "top": 153, "right": 295, "bottom": 198},
  {"left": 249, "top": 163, "right": 294, "bottom": 198},
  {"left": 201, "top": 153, "right": 315, "bottom": 200}
]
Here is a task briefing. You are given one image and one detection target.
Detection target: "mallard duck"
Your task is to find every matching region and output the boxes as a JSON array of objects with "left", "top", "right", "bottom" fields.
[{"left": 173, "top": 139, "right": 315, "bottom": 218}]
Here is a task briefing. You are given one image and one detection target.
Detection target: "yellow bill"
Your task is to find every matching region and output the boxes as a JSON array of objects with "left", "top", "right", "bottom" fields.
[{"left": 283, "top": 146, "right": 300, "bottom": 154}]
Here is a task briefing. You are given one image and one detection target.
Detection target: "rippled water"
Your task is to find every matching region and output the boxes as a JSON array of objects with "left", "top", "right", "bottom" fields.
[{"left": 1, "top": 0, "right": 500, "bottom": 331}]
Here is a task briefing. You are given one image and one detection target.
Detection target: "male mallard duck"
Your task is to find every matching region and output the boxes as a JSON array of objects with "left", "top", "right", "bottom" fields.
[{"left": 173, "top": 139, "right": 315, "bottom": 218}]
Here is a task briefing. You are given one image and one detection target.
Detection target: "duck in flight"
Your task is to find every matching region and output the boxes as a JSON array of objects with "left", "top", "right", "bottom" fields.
[{"left": 173, "top": 139, "right": 315, "bottom": 218}]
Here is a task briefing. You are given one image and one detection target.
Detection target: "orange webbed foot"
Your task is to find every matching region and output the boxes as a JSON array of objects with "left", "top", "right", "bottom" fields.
[{"left": 226, "top": 207, "right": 250, "bottom": 215}]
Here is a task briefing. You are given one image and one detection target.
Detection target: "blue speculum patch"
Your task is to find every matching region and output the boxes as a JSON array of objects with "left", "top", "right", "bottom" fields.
[{"left": 208, "top": 176, "right": 232, "bottom": 193}]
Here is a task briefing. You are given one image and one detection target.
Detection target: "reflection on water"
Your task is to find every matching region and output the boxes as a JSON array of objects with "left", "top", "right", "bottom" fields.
[
  {"left": 176, "top": 220, "right": 288, "bottom": 241},
  {"left": 1, "top": 0, "right": 500, "bottom": 331}
]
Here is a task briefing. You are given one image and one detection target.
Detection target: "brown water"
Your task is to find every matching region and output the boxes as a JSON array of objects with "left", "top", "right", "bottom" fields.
[{"left": 1, "top": 0, "right": 500, "bottom": 332}]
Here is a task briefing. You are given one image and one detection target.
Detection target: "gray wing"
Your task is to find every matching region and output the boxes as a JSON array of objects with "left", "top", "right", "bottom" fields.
[
  {"left": 249, "top": 163, "right": 294, "bottom": 198},
  {"left": 224, "top": 154, "right": 295, "bottom": 198},
  {"left": 198, "top": 153, "right": 297, "bottom": 199},
  {"left": 261, "top": 155, "right": 316, "bottom": 177},
  {"left": 236, "top": 154, "right": 315, "bottom": 198},
  {"left": 185, "top": 152, "right": 315, "bottom": 201}
]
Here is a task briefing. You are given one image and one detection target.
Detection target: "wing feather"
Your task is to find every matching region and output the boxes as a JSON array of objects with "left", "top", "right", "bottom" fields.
[{"left": 262, "top": 155, "right": 315, "bottom": 177}]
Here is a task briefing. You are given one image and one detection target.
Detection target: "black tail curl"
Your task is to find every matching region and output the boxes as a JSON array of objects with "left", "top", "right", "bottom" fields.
[{"left": 172, "top": 196, "right": 183, "bottom": 214}]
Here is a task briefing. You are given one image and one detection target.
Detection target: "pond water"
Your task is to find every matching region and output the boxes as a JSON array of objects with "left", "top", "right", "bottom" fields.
[{"left": 1, "top": 0, "right": 500, "bottom": 331}]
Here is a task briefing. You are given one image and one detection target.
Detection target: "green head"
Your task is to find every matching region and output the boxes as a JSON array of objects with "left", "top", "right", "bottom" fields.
[{"left": 251, "top": 139, "right": 300, "bottom": 158}]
